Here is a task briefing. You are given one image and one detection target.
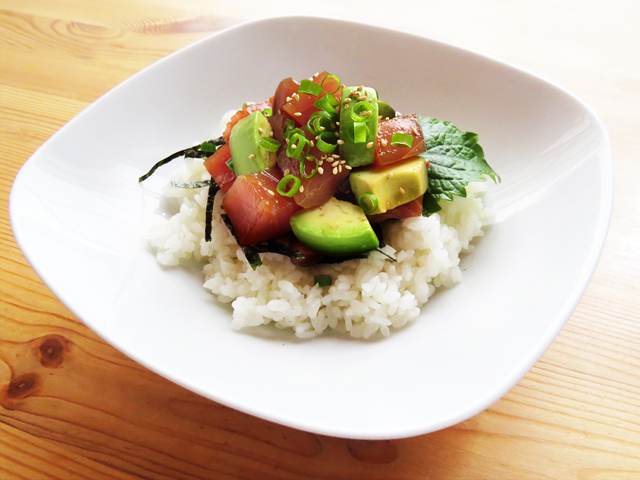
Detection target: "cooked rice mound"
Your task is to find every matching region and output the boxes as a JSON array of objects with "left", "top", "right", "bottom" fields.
[{"left": 149, "top": 157, "right": 493, "bottom": 339}]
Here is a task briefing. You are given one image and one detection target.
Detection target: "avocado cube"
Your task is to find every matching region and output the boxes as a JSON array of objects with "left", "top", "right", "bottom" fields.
[
  {"left": 229, "top": 110, "right": 276, "bottom": 176},
  {"left": 349, "top": 156, "right": 429, "bottom": 215},
  {"left": 289, "top": 197, "right": 379, "bottom": 256},
  {"left": 338, "top": 86, "right": 379, "bottom": 168}
]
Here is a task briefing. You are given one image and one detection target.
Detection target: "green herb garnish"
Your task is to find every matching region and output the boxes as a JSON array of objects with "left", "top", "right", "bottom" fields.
[
  {"left": 418, "top": 117, "right": 500, "bottom": 216},
  {"left": 314, "top": 275, "right": 332, "bottom": 287}
]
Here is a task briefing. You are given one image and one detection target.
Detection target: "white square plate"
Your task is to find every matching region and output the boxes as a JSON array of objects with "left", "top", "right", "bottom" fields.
[{"left": 10, "top": 16, "right": 612, "bottom": 439}]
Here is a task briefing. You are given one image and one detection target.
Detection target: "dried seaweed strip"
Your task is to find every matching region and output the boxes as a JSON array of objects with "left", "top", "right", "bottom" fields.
[
  {"left": 170, "top": 180, "right": 212, "bottom": 189},
  {"left": 204, "top": 180, "right": 221, "bottom": 242}
]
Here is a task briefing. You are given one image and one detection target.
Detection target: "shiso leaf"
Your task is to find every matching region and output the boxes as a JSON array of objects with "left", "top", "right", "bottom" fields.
[{"left": 418, "top": 117, "right": 500, "bottom": 216}]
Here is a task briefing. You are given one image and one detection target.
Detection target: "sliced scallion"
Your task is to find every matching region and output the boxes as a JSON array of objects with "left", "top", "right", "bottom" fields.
[
  {"left": 320, "top": 74, "right": 340, "bottom": 94},
  {"left": 300, "top": 155, "right": 319, "bottom": 179},
  {"left": 262, "top": 107, "right": 273, "bottom": 117},
  {"left": 225, "top": 158, "right": 235, "bottom": 174},
  {"left": 349, "top": 101, "right": 376, "bottom": 123},
  {"left": 390, "top": 133, "right": 414, "bottom": 148},
  {"left": 314, "top": 274, "right": 332, "bottom": 287},
  {"left": 276, "top": 174, "right": 302, "bottom": 197},
  {"left": 286, "top": 132, "right": 309, "bottom": 159},
  {"left": 352, "top": 121, "right": 369, "bottom": 144},
  {"left": 313, "top": 95, "right": 339, "bottom": 116},
  {"left": 358, "top": 192, "right": 379, "bottom": 214},
  {"left": 299, "top": 79, "right": 323, "bottom": 97},
  {"left": 316, "top": 131, "right": 338, "bottom": 154},
  {"left": 259, "top": 137, "right": 281, "bottom": 152},
  {"left": 307, "top": 110, "right": 333, "bottom": 135}
]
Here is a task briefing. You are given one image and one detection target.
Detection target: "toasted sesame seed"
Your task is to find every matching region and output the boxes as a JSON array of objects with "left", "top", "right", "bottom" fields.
[
  {"left": 345, "top": 165, "right": 352, "bottom": 170},
  {"left": 337, "top": 139, "right": 345, "bottom": 145},
  {"left": 267, "top": 189, "right": 275, "bottom": 196},
  {"left": 258, "top": 181, "right": 263, "bottom": 186},
  {"left": 340, "top": 160, "right": 346, "bottom": 164},
  {"left": 286, "top": 96, "right": 292, "bottom": 102},
  {"left": 366, "top": 142, "right": 373, "bottom": 149},
  {"left": 306, "top": 156, "right": 314, "bottom": 161},
  {"left": 378, "top": 115, "right": 383, "bottom": 121},
  {"left": 314, "top": 72, "right": 319, "bottom": 77},
  {"left": 344, "top": 103, "right": 349, "bottom": 109},
  {"left": 387, "top": 172, "right": 394, "bottom": 180},
  {"left": 399, "top": 187, "right": 405, "bottom": 194},
  {"left": 310, "top": 141, "right": 315, "bottom": 147},
  {"left": 299, "top": 185, "right": 305, "bottom": 192},
  {"left": 332, "top": 167, "right": 338, "bottom": 175},
  {"left": 344, "top": 98, "right": 351, "bottom": 102},
  {"left": 338, "top": 165, "right": 343, "bottom": 173},
  {"left": 381, "top": 139, "right": 388, "bottom": 147},
  {"left": 249, "top": 153, "right": 256, "bottom": 159},
  {"left": 336, "top": 121, "right": 340, "bottom": 125},
  {"left": 293, "top": 93, "right": 300, "bottom": 101},
  {"left": 335, "top": 131, "right": 340, "bottom": 137},
  {"left": 331, "top": 154, "right": 340, "bottom": 158},
  {"left": 357, "top": 86, "right": 363, "bottom": 91},
  {"left": 318, "top": 167, "right": 324, "bottom": 174},
  {"left": 320, "top": 126, "right": 325, "bottom": 131},
  {"left": 269, "top": 131, "right": 273, "bottom": 137},
  {"left": 335, "top": 106, "right": 340, "bottom": 114},
  {"left": 361, "top": 110, "right": 371, "bottom": 116},
  {"left": 358, "top": 96, "right": 366, "bottom": 101},
  {"left": 332, "top": 160, "right": 339, "bottom": 167},
  {"left": 284, "top": 169, "right": 290, "bottom": 175},
  {"left": 258, "top": 127, "right": 263, "bottom": 134},
  {"left": 413, "top": 128, "right": 419, "bottom": 136},
  {"left": 294, "top": 112, "right": 302, "bottom": 116}
]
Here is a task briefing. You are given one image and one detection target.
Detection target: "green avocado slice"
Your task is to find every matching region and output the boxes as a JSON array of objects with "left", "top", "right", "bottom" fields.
[
  {"left": 229, "top": 110, "right": 276, "bottom": 176},
  {"left": 289, "top": 198, "right": 379, "bottom": 256}
]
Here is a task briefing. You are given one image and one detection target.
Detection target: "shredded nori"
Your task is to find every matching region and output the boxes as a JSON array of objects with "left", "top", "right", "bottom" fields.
[
  {"left": 372, "top": 222, "right": 386, "bottom": 248},
  {"left": 170, "top": 180, "right": 212, "bottom": 189},
  {"left": 204, "top": 180, "right": 221, "bottom": 242},
  {"left": 138, "top": 136, "right": 225, "bottom": 183},
  {"left": 220, "top": 214, "right": 306, "bottom": 270}
]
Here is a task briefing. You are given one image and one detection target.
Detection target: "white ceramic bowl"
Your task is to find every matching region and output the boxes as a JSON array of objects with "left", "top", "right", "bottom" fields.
[{"left": 10, "top": 16, "right": 612, "bottom": 439}]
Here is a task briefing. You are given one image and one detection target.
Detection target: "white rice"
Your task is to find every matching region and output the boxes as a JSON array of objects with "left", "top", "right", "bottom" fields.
[{"left": 149, "top": 157, "right": 493, "bottom": 339}]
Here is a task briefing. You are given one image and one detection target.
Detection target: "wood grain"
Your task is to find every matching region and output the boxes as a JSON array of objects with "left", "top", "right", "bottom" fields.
[{"left": 2, "top": 0, "right": 639, "bottom": 478}]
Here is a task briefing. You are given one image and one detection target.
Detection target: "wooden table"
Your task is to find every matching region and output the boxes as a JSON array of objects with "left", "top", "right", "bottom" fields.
[{"left": 2, "top": 1, "right": 639, "bottom": 478}]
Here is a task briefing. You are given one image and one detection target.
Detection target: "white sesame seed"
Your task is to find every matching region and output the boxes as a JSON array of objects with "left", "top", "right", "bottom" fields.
[
  {"left": 331, "top": 154, "right": 340, "bottom": 158},
  {"left": 314, "top": 72, "right": 319, "bottom": 77},
  {"left": 345, "top": 165, "right": 352, "bottom": 170},
  {"left": 336, "top": 121, "right": 340, "bottom": 125},
  {"left": 299, "top": 185, "right": 305, "bottom": 192},
  {"left": 284, "top": 169, "right": 290, "bottom": 175},
  {"left": 267, "top": 189, "right": 275, "bottom": 196},
  {"left": 294, "top": 112, "right": 302, "bottom": 116},
  {"left": 361, "top": 111, "right": 371, "bottom": 116},
  {"left": 366, "top": 142, "right": 373, "bottom": 149},
  {"left": 258, "top": 181, "right": 263, "bottom": 186},
  {"left": 249, "top": 153, "right": 256, "bottom": 159},
  {"left": 378, "top": 115, "right": 383, "bottom": 121},
  {"left": 344, "top": 98, "right": 351, "bottom": 102},
  {"left": 269, "top": 131, "right": 273, "bottom": 137},
  {"left": 332, "top": 160, "right": 339, "bottom": 167},
  {"left": 286, "top": 96, "right": 292, "bottom": 102},
  {"left": 335, "top": 131, "right": 340, "bottom": 137},
  {"left": 387, "top": 172, "right": 394, "bottom": 180},
  {"left": 310, "top": 141, "right": 315, "bottom": 147},
  {"left": 399, "top": 187, "right": 405, "bottom": 194},
  {"left": 340, "top": 160, "right": 346, "bottom": 164},
  {"left": 381, "top": 139, "right": 388, "bottom": 147},
  {"left": 338, "top": 165, "right": 342, "bottom": 173},
  {"left": 332, "top": 167, "right": 338, "bottom": 175},
  {"left": 337, "top": 139, "right": 345, "bottom": 145},
  {"left": 258, "top": 127, "right": 263, "bottom": 134},
  {"left": 293, "top": 93, "right": 300, "bottom": 101},
  {"left": 413, "top": 128, "right": 419, "bottom": 136},
  {"left": 318, "top": 167, "right": 324, "bottom": 174}
]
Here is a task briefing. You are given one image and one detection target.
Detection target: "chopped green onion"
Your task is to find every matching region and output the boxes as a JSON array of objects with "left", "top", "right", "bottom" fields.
[
  {"left": 259, "top": 137, "right": 281, "bottom": 152},
  {"left": 313, "top": 95, "right": 339, "bottom": 116},
  {"left": 390, "top": 133, "right": 414, "bottom": 148},
  {"left": 283, "top": 118, "right": 295, "bottom": 137},
  {"left": 299, "top": 79, "right": 323, "bottom": 97},
  {"left": 358, "top": 192, "right": 379, "bottom": 214},
  {"left": 316, "top": 131, "right": 338, "bottom": 154},
  {"left": 225, "top": 158, "right": 235, "bottom": 174},
  {"left": 320, "top": 74, "right": 340, "bottom": 94},
  {"left": 199, "top": 141, "right": 218, "bottom": 152},
  {"left": 262, "top": 107, "right": 273, "bottom": 117},
  {"left": 300, "top": 155, "right": 319, "bottom": 179},
  {"left": 314, "top": 274, "right": 332, "bottom": 287},
  {"left": 307, "top": 110, "right": 333, "bottom": 135},
  {"left": 353, "top": 121, "right": 369, "bottom": 144},
  {"left": 349, "top": 101, "right": 376, "bottom": 123},
  {"left": 276, "top": 174, "right": 302, "bottom": 197},
  {"left": 286, "top": 132, "right": 309, "bottom": 159}
]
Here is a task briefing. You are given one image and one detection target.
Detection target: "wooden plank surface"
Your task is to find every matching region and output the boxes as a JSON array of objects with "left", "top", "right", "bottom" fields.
[{"left": 1, "top": 0, "right": 639, "bottom": 478}]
